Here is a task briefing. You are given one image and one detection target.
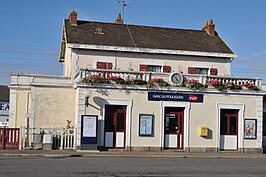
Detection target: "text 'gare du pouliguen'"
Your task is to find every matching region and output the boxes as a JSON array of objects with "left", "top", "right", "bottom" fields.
[{"left": 148, "top": 92, "right": 204, "bottom": 102}]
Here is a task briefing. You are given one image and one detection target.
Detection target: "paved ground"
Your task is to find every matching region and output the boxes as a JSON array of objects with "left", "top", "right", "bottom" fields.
[
  {"left": 0, "top": 150, "right": 266, "bottom": 159},
  {"left": 0, "top": 155, "right": 266, "bottom": 177}
]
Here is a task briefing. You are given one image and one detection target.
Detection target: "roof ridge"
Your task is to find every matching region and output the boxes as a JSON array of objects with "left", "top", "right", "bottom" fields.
[{"left": 65, "top": 19, "right": 206, "bottom": 33}]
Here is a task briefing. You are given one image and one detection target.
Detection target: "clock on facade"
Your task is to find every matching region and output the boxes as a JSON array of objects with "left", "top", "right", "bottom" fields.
[{"left": 169, "top": 73, "right": 183, "bottom": 85}]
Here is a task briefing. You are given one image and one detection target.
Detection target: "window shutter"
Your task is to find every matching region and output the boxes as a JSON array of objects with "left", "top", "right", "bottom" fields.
[
  {"left": 163, "top": 66, "right": 171, "bottom": 73},
  {"left": 139, "top": 64, "right": 148, "bottom": 71},
  {"left": 97, "top": 62, "right": 106, "bottom": 69},
  {"left": 210, "top": 68, "right": 218, "bottom": 75},
  {"left": 188, "top": 67, "right": 196, "bottom": 74},
  {"left": 97, "top": 62, "right": 113, "bottom": 70},
  {"left": 107, "top": 63, "right": 112, "bottom": 70}
]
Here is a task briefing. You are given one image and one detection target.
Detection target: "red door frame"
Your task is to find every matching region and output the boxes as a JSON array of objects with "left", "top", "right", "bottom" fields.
[
  {"left": 165, "top": 110, "right": 184, "bottom": 149},
  {"left": 113, "top": 109, "right": 126, "bottom": 148}
]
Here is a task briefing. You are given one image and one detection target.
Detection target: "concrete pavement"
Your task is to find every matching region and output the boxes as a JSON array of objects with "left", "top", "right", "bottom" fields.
[{"left": 0, "top": 150, "right": 265, "bottom": 159}]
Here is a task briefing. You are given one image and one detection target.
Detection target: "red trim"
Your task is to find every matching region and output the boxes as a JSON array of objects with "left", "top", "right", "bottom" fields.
[
  {"left": 210, "top": 68, "right": 218, "bottom": 75},
  {"left": 188, "top": 67, "right": 196, "bottom": 74},
  {"left": 163, "top": 66, "right": 171, "bottom": 73},
  {"left": 139, "top": 64, "right": 148, "bottom": 71},
  {"left": 0, "top": 129, "right": 4, "bottom": 149},
  {"left": 224, "top": 113, "right": 238, "bottom": 136}
]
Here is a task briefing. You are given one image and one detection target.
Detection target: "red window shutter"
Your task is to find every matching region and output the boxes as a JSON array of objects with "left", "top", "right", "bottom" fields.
[
  {"left": 188, "top": 67, "right": 196, "bottom": 74},
  {"left": 107, "top": 63, "right": 112, "bottom": 70},
  {"left": 163, "top": 66, "right": 171, "bottom": 73},
  {"left": 97, "top": 62, "right": 106, "bottom": 69},
  {"left": 139, "top": 64, "right": 148, "bottom": 71},
  {"left": 210, "top": 68, "right": 218, "bottom": 75}
]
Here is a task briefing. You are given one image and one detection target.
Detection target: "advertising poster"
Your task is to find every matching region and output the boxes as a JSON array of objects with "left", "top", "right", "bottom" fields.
[{"left": 244, "top": 119, "right": 256, "bottom": 139}]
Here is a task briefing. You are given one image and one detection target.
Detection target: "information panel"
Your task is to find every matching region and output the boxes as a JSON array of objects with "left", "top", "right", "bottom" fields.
[
  {"left": 81, "top": 115, "right": 98, "bottom": 146},
  {"left": 139, "top": 114, "right": 154, "bottom": 136},
  {"left": 83, "top": 116, "right": 97, "bottom": 137}
]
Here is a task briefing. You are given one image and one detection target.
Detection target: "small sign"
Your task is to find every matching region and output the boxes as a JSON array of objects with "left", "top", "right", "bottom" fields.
[
  {"left": 200, "top": 127, "right": 208, "bottom": 137},
  {"left": 148, "top": 92, "right": 203, "bottom": 102}
]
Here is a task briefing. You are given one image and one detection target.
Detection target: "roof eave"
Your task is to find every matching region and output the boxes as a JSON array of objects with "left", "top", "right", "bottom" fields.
[{"left": 67, "top": 43, "right": 237, "bottom": 58}]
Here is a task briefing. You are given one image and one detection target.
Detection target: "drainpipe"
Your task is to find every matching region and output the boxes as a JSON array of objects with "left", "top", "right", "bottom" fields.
[{"left": 187, "top": 105, "right": 191, "bottom": 152}]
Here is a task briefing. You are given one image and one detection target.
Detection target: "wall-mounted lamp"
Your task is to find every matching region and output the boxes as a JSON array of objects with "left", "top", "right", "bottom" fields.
[{"left": 83, "top": 90, "right": 92, "bottom": 107}]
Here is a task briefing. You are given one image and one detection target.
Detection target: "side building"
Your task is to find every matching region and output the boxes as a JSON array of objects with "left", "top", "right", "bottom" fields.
[
  {"left": 9, "top": 12, "right": 265, "bottom": 153},
  {"left": 0, "top": 85, "right": 9, "bottom": 127}
]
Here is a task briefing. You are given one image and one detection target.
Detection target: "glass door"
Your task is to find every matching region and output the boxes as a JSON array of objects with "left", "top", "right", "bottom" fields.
[
  {"left": 220, "top": 109, "right": 238, "bottom": 150},
  {"left": 114, "top": 109, "right": 126, "bottom": 148},
  {"left": 164, "top": 108, "right": 184, "bottom": 149},
  {"left": 104, "top": 105, "right": 126, "bottom": 149}
]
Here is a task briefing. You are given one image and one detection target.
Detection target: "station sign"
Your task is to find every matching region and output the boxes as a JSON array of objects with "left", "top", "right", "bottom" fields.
[{"left": 148, "top": 92, "right": 203, "bottom": 103}]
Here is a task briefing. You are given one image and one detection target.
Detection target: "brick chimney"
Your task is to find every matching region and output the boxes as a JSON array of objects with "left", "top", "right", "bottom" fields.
[
  {"left": 115, "top": 13, "right": 123, "bottom": 24},
  {"left": 69, "top": 11, "right": 77, "bottom": 26},
  {"left": 202, "top": 19, "right": 215, "bottom": 36}
]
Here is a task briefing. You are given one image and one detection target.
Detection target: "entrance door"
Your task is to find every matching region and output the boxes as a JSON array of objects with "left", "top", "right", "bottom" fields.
[
  {"left": 220, "top": 109, "right": 238, "bottom": 150},
  {"left": 164, "top": 108, "right": 184, "bottom": 149},
  {"left": 105, "top": 106, "right": 126, "bottom": 148}
]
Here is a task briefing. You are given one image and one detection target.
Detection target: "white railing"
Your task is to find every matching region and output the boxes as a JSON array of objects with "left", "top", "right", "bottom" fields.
[
  {"left": 20, "top": 127, "right": 77, "bottom": 150},
  {"left": 75, "top": 69, "right": 262, "bottom": 88},
  {"left": 207, "top": 75, "right": 261, "bottom": 87}
]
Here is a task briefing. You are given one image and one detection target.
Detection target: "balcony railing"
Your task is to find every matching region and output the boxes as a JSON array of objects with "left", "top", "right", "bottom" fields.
[{"left": 74, "top": 69, "right": 262, "bottom": 89}]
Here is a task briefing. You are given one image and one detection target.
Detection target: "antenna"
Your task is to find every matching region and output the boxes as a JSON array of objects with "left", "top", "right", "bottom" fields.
[{"left": 117, "top": 0, "right": 127, "bottom": 21}]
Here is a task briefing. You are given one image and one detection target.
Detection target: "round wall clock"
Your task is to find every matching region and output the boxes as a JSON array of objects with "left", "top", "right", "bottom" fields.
[{"left": 169, "top": 73, "right": 183, "bottom": 86}]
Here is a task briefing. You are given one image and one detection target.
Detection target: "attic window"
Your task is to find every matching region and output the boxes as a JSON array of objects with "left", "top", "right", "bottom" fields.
[{"left": 95, "top": 28, "right": 104, "bottom": 35}]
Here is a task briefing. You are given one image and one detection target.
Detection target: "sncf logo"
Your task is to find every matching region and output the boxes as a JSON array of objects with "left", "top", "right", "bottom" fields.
[{"left": 188, "top": 95, "right": 198, "bottom": 101}]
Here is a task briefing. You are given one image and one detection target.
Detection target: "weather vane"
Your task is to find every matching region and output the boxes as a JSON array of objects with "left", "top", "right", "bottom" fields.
[{"left": 117, "top": 0, "right": 127, "bottom": 21}]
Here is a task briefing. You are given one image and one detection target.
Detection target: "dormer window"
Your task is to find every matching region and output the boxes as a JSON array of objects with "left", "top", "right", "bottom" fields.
[{"left": 95, "top": 28, "right": 104, "bottom": 35}]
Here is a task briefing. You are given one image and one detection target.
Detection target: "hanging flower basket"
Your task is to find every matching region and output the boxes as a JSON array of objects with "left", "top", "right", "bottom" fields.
[
  {"left": 225, "top": 82, "right": 242, "bottom": 90},
  {"left": 83, "top": 74, "right": 110, "bottom": 85},
  {"left": 208, "top": 79, "right": 226, "bottom": 91},
  {"left": 132, "top": 79, "right": 147, "bottom": 85},
  {"left": 184, "top": 79, "right": 205, "bottom": 90},
  {"left": 109, "top": 76, "right": 125, "bottom": 84},
  {"left": 147, "top": 78, "right": 169, "bottom": 87},
  {"left": 243, "top": 82, "right": 260, "bottom": 90}
]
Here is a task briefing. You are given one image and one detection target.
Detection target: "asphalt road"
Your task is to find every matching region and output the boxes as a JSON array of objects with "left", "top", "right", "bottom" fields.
[{"left": 0, "top": 156, "right": 266, "bottom": 177}]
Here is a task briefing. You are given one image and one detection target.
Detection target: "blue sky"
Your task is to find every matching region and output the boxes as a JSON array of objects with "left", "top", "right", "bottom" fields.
[{"left": 1, "top": 0, "right": 266, "bottom": 85}]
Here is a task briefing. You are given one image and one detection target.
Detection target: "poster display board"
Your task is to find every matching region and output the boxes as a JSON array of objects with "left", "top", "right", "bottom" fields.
[
  {"left": 81, "top": 115, "right": 98, "bottom": 150},
  {"left": 139, "top": 114, "right": 154, "bottom": 136},
  {"left": 83, "top": 116, "right": 97, "bottom": 137}
]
